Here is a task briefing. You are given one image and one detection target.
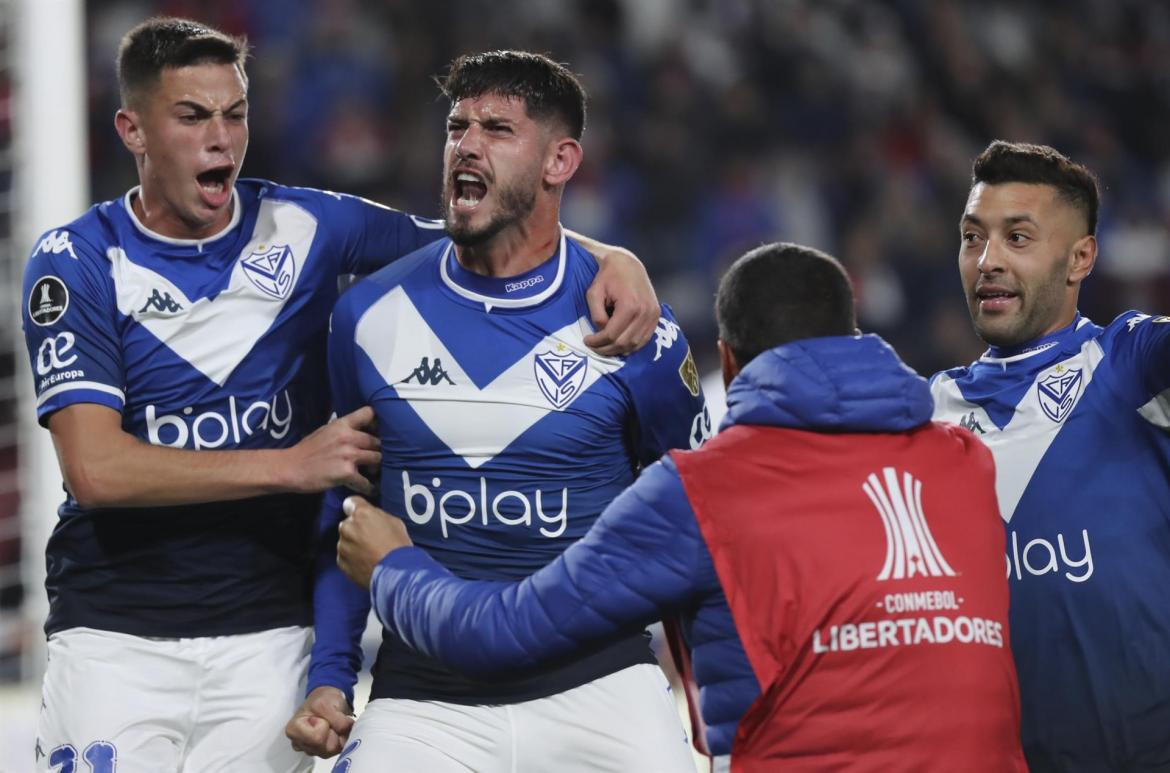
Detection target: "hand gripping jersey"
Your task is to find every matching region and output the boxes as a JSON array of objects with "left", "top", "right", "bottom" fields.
[
  {"left": 364, "top": 335, "right": 1026, "bottom": 770},
  {"left": 309, "top": 231, "right": 709, "bottom": 705},
  {"left": 931, "top": 312, "right": 1170, "bottom": 771},
  {"left": 21, "top": 180, "right": 443, "bottom": 638}
]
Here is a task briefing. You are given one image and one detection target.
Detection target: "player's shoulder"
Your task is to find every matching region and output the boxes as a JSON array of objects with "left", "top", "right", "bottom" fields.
[
  {"left": 23, "top": 200, "right": 131, "bottom": 306},
  {"left": 241, "top": 178, "right": 326, "bottom": 204},
  {"left": 334, "top": 241, "right": 447, "bottom": 323},
  {"left": 929, "top": 364, "right": 972, "bottom": 389},
  {"left": 246, "top": 178, "right": 404, "bottom": 215},
  {"left": 623, "top": 303, "right": 690, "bottom": 366},
  {"left": 1101, "top": 310, "right": 1170, "bottom": 345},
  {"left": 239, "top": 178, "right": 356, "bottom": 219},
  {"left": 562, "top": 235, "right": 601, "bottom": 274},
  {"left": 27, "top": 197, "right": 124, "bottom": 265},
  {"left": 617, "top": 304, "right": 703, "bottom": 394}
]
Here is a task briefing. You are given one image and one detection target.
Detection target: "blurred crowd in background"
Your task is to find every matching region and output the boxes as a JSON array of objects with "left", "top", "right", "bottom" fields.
[{"left": 83, "top": 0, "right": 1170, "bottom": 376}]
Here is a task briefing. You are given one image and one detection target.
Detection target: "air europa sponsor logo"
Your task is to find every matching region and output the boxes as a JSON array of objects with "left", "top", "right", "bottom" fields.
[
  {"left": 402, "top": 471, "right": 568, "bottom": 539},
  {"left": 146, "top": 390, "right": 293, "bottom": 449},
  {"left": 1006, "top": 528, "right": 1093, "bottom": 583}
]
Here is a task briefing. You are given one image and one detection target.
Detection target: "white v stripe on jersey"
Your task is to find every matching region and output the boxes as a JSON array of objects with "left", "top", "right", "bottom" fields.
[
  {"left": 864, "top": 467, "right": 956, "bottom": 581},
  {"left": 931, "top": 339, "right": 1104, "bottom": 522},
  {"left": 107, "top": 199, "right": 317, "bottom": 386},
  {"left": 354, "top": 286, "right": 623, "bottom": 469}
]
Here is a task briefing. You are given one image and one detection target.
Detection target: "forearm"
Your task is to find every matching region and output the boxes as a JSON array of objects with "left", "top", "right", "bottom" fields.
[
  {"left": 50, "top": 403, "right": 378, "bottom": 509},
  {"left": 56, "top": 429, "right": 294, "bottom": 508},
  {"left": 308, "top": 522, "right": 370, "bottom": 703},
  {"left": 371, "top": 548, "right": 559, "bottom": 675}
]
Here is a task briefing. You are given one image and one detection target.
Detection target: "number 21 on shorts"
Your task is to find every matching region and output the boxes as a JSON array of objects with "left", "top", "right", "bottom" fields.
[{"left": 48, "top": 742, "right": 116, "bottom": 773}]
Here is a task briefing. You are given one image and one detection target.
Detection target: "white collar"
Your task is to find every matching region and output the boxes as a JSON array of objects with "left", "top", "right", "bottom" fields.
[{"left": 122, "top": 185, "right": 241, "bottom": 250}]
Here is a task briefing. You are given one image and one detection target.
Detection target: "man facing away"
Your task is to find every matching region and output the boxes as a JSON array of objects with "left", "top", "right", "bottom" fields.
[
  {"left": 932, "top": 140, "right": 1170, "bottom": 771},
  {"left": 331, "top": 242, "right": 1028, "bottom": 772},
  {"left": 21, "top": 18, "right": 660, "bottom": 773},
  {"left": 284, "top": 51, "right": 710, "bottom": 772}
]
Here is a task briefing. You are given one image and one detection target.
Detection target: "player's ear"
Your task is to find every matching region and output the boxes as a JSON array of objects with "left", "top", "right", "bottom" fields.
[
  {"left": 718, "top": 340, "right": 741, "bottom": 390},
  {"left": 1068, "top": 234, "right": 1096, "bottom": 285},
  {"left": 115, "top": 108, "right": 147, "bottom": 156},
  {"left": 544, "top": 137, "right": 582, "bottom": 188}
]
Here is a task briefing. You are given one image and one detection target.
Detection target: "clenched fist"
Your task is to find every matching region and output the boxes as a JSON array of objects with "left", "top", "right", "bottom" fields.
[{"left": 336, "top": 495, "right": 413, "bottom": 588}]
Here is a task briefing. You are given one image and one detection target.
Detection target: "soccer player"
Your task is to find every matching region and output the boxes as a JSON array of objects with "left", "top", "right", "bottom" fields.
[
  {"left": 930, "top": 140, "right": 1170, "bottom": 770},
  {"left": 284, "top": 51, "right": 709, "bottom": 771},
  {"left": 22, "top": 19, "right": 661, "bottom": 773},
  {"left": 328, "top": 242, "right": 1028, "bottom": 771}
]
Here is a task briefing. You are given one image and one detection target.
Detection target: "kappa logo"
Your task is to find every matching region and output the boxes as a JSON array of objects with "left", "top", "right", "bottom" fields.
[
  {"left": 863, "top": 467, "right": 956, "bottom": 581},
  {"left": 398, "top": 357, "right": 455, "bottom": 386},
  {"left": 138, "top": 288, "right": 183, "bottom": 314},
  {"left": 34, "top": 230, "right": 78, "bottom": 259},
  {"left": 1037, "top": 365, "right": 1082, "bottom": 423},
  {"left": 504, "top": 275, "right": 544, "bottom": 293},
  {"left": 28, "top": 276, "right": 69, "bottom": 326},
  {"left": 959, "top": 411, "right": 986, "bottom": 435},
  {"left": 534, "top": 345, "right": 587, "bottom": 409},
  {"left": 241, "top": 244, "right": 297, "bottom": 299},
  {"left": 653, "top": 317, "right": 680, "bottom": 362},
  {"left": 1127, "top": 313, "right": 1151, "bottom": 332}
]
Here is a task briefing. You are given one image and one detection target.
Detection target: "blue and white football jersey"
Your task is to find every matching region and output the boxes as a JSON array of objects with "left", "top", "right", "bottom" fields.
[
  {"left": 931, "top": 312, "right": 1170, "bottom": 770},
  {"left": 21, "top": 179, "right": 444, "bottom": 638},
  {"left": 319, "top": 231, "right": 709, "bottom": 704}
]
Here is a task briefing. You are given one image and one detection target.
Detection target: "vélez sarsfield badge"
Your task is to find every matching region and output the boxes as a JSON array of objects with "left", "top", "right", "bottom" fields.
[
  {"left": 534, "top": 346, "right": 587, "bottom": 409},
  {"left": 241, "top": 244, "right": 296, "bottom": 299},
  {"left": 1037, "top": 366, "right": 1082, "bottom": 423}
]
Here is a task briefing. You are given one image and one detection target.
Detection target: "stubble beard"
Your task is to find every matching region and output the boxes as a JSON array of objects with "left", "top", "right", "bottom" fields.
[
  {"left": 971, "top": 259, "right": 1069, "bottom": 348},
  {"left": 443, "top": 171, "right": 539, "bottom": 247}
]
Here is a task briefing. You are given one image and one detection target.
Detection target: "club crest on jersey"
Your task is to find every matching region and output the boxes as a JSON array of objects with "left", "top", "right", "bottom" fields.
[
  {"left": 241, "top": 244, "right": 296, "bottom": 299},
  {"left": 534, "top": 345, "right": 587, "bottom": 409},
  {"left": 1037, "top": 366, "right": 1082, "bottom": 423},
  {"left": 863, "top": 467, "right": 956, "bottom": 581}
]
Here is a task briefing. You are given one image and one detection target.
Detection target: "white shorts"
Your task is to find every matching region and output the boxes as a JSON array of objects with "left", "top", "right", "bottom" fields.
[
  {"left": 336, "top": 663, "right": 695, "bottom": 772},
  {"left": 35, "top": 625, "right": 313, "bottom": 773}
]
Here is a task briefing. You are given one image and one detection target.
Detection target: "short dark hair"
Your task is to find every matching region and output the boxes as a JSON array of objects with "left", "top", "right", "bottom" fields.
[
  {"left": 716, "top": 242, "right": 857, "bottom": 367},
  {"left": 438, "top": 50, "right": 586, "bottom": 140},
  {"left": 972, "top": 140, "right": 1101, "bottom": 235},
  {"left": 117, "top": 17, "right": 249, "bottom": 108}
]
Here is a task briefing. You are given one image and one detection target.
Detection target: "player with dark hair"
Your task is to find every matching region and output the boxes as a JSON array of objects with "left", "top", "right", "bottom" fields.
[
  {"left": 284, "top": 50, "right": 708, "bottom": 771},
  {"left": 932, "top": 140, "right": 1170, "bottom": 770},
  {"left": 22, "top": 19, "right": 661, "bottom": 773},
  {"left": 329, "top": 242, "right": 1027, "bottom": 771}
]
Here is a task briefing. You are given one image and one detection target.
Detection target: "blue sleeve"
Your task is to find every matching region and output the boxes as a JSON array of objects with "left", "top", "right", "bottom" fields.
[
  {"left": 369, "top": 457, "right": 714, "bottom": 676},
  {"left": 324, "top": 193, "right": 445, "bottom": 276},
  {"left": 305, "top": 295, "right": 372, "bottom": 702},
  {"left": 306, "top": 489, "right": 370, "bottom": 704},
  {"left": 1113, "top": 311, "right": 1170, "bottom": 397},
  {"left": 22, "top": 228, "right": 125, "bottom": 425},
  {"left": 622, "top": 309, "right": 712, "bottom": 462}
]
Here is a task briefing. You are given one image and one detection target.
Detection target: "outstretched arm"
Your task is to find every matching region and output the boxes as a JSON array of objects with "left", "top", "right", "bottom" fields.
[{"left": 337, "top": 459, "right": 711, "bottom": 676}]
